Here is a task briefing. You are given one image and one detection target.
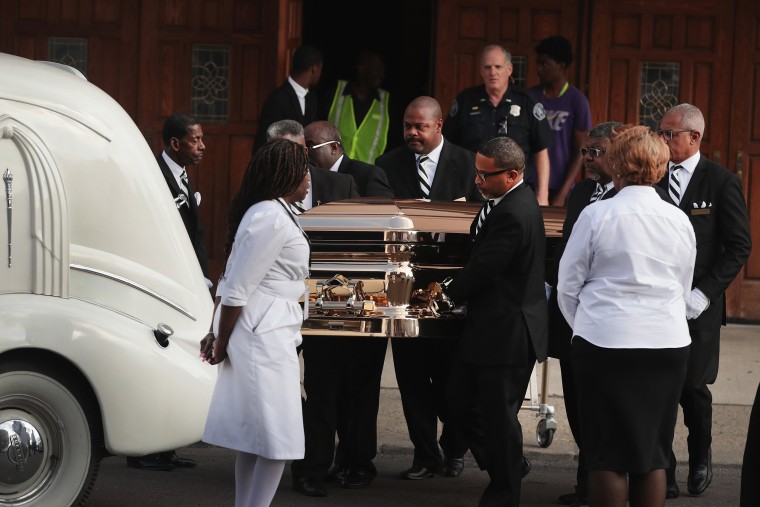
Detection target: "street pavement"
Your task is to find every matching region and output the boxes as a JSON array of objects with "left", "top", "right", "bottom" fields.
[{"left": 87, "top": 324, "right": 758, "bottom": 506}]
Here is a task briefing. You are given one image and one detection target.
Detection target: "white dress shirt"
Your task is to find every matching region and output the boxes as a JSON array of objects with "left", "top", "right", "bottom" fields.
[
  {"left": 558, "top": 185, "right": 696, "bottom": 349},
  {"left": 668, "top": 150, "right": 700, "bottom": 200},
  {"left": 288, "top": 76, "right": 308, "bottom": 116}
]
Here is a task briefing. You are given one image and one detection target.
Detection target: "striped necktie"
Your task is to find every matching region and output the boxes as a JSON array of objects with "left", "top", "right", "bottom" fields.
[
  {"left": 669, "top": 165, "right": 683, "bottom": 205},
  {"left": 418, "top": 155, "right": 431, "bottom": 198},
  {"left": 475, "top": 200, "right": 494, "bottom": 236},
  {"left": 589, "top": 183, "right": 604, "bottom": 203},
  {"left": 179, "top": 169, "right": 190, "bottom": 195}
]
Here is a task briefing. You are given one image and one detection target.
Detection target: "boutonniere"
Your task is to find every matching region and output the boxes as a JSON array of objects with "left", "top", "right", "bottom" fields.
[{"left": 195, "top": 192, "right": 201, "bottom": 206}]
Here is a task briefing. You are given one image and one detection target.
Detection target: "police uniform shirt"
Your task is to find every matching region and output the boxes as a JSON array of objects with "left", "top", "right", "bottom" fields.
[{"left": 442, "top": 83, "right": 554, "bottom": 159}]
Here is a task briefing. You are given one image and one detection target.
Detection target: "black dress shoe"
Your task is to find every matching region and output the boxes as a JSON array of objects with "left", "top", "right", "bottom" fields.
[
  {"left": 292, "top": 476, "right": 328, "bottom": 497},
  {"left": 666, "top": 481, "right": 680, "bottom": 499},
  {"left": 521, "top": 455, "right": 531, "bottom": 478},
  {"left": 558, "top": 492, "right": 578, "bottom": 505},
  {"left": 687, "top": 449, "right": 713, "bottom": 495},
  {"left": 168, "top": 452, "right": 197, "bottom": 468},
  {"left": 442, "top": 457, "right": 464, "bottom": 477},
  {"left": 399, "top": 464, "right": 437, "bottom": 480},
  {"left": 324, "top": 465, "right": 348, "bottom": 484},
  {"left": 342, "top": 467, "right": 375, "bottom": 488},
  {"left": 126, "top": 455, "right": 174, "bottom": 471}
]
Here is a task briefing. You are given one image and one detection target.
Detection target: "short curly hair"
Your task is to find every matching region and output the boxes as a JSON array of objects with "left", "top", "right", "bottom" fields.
[
  {"left": 535, "top": 36, "right": 573, "bottom": 66},
  {"left": 607, "top": 125, "right": 669, "bottom": 186}
]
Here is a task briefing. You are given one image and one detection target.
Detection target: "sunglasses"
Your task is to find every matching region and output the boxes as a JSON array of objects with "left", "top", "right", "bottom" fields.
[
  {"left": 308, "top": 140, "right": 338, "bottom": 151},
  {"left": 580, "top": 147, "right": 606, "bottom": 157}
]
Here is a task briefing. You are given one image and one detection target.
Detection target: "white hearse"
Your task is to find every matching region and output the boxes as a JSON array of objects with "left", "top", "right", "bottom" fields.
[{"left": 0, "top": 52, "right": 216, "bottom": 505}]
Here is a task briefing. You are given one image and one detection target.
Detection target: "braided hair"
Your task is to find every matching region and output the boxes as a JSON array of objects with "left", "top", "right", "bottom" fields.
[{"left": 224, "top": 139, "right": 308, "bottom": 258}]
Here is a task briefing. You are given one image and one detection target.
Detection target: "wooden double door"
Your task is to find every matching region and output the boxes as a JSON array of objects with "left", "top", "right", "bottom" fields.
[{"left": 434, "top": 0, "right": 760, "bottom": 321}]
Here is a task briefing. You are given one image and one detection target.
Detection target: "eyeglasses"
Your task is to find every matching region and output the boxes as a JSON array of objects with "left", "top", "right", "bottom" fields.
[
  {"left": 308, "top": 140, "right": 338, "bottom": 151},
  {"left": 580, "top": 147, "right": 606, "bottom": 157},
  {"left": 655, "top": 129, "right": 694, "bottom": 140},
  {"left": 473, "top": 167, "right": 517, "bottom": 181}
]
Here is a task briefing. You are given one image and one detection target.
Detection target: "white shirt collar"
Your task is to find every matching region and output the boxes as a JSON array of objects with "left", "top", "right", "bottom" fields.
[
  {"left": 416, "top": 138, "right": 444, "bottom": 165},
  {"left": 288, "top": 76, "right": 308, "bottom": 99},
  {"left": 329, "top": 154, "right": 344, "bottom": 172},
  {"left": 162, "top": 151, "right": 185, "bottom": 183},
  {"left": 491, "top": 179, "right": 524, "bottom": 206},
  {"left": 670, "top": 151, "right": 700, "bottom": 174}
]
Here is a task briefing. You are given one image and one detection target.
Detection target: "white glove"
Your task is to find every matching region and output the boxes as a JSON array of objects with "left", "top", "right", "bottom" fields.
[
  {"left": 685, "top": 288, "right": 710, "bottom": 320},
  {"left": 544, "top": 282, "right": 553, "bottom": 302}
]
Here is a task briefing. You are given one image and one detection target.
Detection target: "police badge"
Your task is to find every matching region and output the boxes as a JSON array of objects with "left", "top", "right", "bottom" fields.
[
  {"left": 509, "top": 104, "right": 521, "bottom": 117},
  {"left": 533, "top": 103, "right": 546, "bottom": 121},
  {"left": 449, "top": 99, "right": 459, "bottom": 116}
]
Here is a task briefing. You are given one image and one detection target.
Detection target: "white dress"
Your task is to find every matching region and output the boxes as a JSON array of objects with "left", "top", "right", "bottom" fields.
[{"left": 203, "top": 198, "right": 309, "bottom": 459}]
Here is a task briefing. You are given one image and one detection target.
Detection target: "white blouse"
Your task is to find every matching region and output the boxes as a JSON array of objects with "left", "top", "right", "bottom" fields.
[{"left": 558, "top": 185, "right": 696, "bottom": 349}]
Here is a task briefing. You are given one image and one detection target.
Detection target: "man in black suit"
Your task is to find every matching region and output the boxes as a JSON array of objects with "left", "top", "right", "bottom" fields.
[
  {"left": 546, "top": 121, "right": 621, "bottom": 507},
  {"left": 374, "top": 96, "right": 479, "bottom": 482},
  {"left": 290, "top": 120, "right": 392, "bottom": 497},
  {"left": 657, "top": 103, "right": 751, "bottom": 497},
  {"left": 252, "top": 45, "right": 323, "bottom": 154},
  {"left": 443, "top": 136, "right": 548, "bottom": 507},
  {"left": 127, "top": 113, "right": 208, "bottom": 471},
  {"left": 264, "top": 119, "right": 358, "bottom": 209}
]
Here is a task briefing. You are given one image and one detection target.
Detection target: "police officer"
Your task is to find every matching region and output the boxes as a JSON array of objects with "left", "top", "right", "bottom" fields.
[{"left": 442, "top": 44, "right": 554, "bottom": 205}]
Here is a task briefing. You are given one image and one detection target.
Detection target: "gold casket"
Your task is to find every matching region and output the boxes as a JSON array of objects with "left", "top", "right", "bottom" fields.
[{"left": 299, "top": 199, "right": 565, "bottom": 338}]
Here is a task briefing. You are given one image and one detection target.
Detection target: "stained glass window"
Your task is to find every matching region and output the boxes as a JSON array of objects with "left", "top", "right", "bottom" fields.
[
  {"left": 48, "top": 37, "right": 88, "bottom": 77},
  {"left": 191, "top": 44, "right": 230, "bottom": 122},
  {"left": 639, "top": 62, "right": 680, "bottom": 129}
]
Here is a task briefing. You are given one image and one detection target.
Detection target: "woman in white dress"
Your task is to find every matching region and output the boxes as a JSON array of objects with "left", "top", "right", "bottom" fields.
[{"left": 202, "top": 139, "right": 310, "bottom": 507}]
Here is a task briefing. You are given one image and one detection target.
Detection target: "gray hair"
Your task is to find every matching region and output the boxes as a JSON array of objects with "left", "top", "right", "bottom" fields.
[
  {"left": 266, "top": 119, "right": 304, "bottom": 142},
  {"left": 666, "top": 103, "right": 705, "bottom": 136},
  {"left": 481, "top": 44, "right": 512, "bottom": 64},
  {"left": 588, "top": 121, "right": 623, "bottom": 139},
  {"left": 478, "top": 136, "right": 525, "bottom": 170}
]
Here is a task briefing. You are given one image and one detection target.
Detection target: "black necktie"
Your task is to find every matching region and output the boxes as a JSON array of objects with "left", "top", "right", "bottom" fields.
[
  {"left": 669, "top": 165, "right": 683, "bottom": 204},
  {"left": 418, "top": 155, "right": 431, "bottom": 198},
  {"left": 475, "top": 200, "right": 494, "bottom": 236},
  {"left": 589, "top": 183, "right": 604, "bottom": 203}
]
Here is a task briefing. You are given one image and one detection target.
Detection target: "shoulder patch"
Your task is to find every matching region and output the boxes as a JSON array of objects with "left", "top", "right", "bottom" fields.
[
  {"left": 533, "top": 102, "right": 546, "bottom": 121},
  {"left": 449, "top": 99, "right": 458, "bottom": 117}
]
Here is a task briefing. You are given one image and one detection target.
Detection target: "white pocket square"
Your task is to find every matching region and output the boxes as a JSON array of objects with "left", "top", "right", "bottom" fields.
[{"left": 195, "top": 192, "right": 202, "bottom": 206}]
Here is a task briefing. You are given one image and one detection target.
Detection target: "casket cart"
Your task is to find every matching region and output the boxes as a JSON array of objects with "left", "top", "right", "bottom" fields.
[{"left": 298, "top": 198, "right": 565, "bottom": 448}]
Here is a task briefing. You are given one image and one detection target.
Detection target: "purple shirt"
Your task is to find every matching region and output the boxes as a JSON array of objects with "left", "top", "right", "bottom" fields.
[{"left": 528, "top": 84, "right": 591, "bottom": 190}]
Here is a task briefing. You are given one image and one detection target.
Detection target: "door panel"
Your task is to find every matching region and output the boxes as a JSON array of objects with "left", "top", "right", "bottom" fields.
[
  {"left": 728, "top": 0, "right": 760, "bottom": 320},
  {"left": 137, "top": 0, "right": 293, "bottom": 284}
]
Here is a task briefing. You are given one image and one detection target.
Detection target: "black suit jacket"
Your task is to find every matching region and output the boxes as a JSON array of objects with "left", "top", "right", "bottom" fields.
[
  {"left": 375, "top": 140, "right": 483, "bottom": 202},
  {"left": 157, "top": 154, "right": 209, "bottom": 276},
  {"left": 336, "top": 155, "right": 394, "bottom": 198},
  {"left": 446, "top": 183, "right": 548, "bottom": 365},
  {"left": 656, "top": 155, "right": 752, "bottom": 330},
  {"left": 309, "top": 165, "right": 359, "bottom": 206},
  {"left": 253, "top": 80, "right": 319, "bottom": 153}
]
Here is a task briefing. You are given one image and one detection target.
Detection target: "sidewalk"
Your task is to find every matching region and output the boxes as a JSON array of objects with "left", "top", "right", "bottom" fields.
[{"left": 375, "top": 323, "right": 759, "bottom": 467}]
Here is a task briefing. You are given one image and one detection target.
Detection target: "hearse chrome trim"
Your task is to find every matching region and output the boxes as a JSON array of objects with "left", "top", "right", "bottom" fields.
[{"left": 70, "top": 264, "right": 195, "bottom": 320}]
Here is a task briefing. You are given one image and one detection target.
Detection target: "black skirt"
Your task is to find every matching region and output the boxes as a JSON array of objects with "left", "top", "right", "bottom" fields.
[{"left": 571, "top": 337, "right": 689, "bottom": 473}]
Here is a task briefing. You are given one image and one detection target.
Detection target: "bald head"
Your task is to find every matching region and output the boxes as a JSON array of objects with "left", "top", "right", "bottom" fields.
[{"left": 403, "top": 96, "right": 443, "bottom": 155}]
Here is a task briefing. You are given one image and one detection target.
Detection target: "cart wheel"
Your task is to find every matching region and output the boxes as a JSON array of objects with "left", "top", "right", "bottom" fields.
[{"left": 536, "top": 418, "right": 554, "bottom": 448}]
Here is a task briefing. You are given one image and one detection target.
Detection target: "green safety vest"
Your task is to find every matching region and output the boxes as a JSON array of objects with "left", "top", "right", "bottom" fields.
[{"left": 328, "top": 80, "right": 390, "bottom": 164}]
